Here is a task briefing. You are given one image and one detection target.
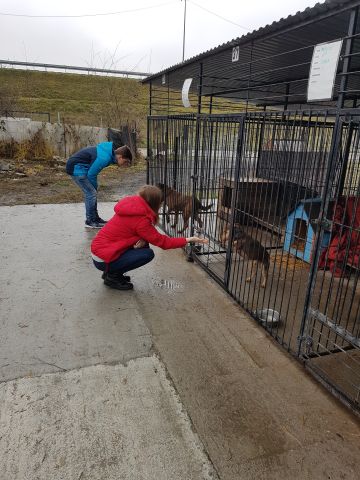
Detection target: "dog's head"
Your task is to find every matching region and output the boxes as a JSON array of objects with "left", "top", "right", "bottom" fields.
[
  {"left": 231, "top": 227, "right": 247, "bottom": 249},
  {"left": 232, "top": 226, "right": 245, "bottom": 239}
]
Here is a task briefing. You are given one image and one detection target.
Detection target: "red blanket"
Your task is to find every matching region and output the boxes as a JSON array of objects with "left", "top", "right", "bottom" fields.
[{"left": 319, "top": 196, "right": 360, "bottom": 277}]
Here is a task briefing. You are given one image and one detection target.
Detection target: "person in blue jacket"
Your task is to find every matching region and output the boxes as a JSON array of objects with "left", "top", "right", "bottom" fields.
[{"left": 66, "top": 142, "right": 132, "bottom": 228}]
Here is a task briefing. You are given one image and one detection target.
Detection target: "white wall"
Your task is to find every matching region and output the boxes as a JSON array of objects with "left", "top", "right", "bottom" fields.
[{"left": 0, "top": 117, "right": 108, "bottom": 157}]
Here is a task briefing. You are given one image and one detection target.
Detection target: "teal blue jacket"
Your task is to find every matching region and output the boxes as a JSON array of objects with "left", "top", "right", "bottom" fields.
[{"left": 66, "top": 142, "right": 116, "bottom": 189}]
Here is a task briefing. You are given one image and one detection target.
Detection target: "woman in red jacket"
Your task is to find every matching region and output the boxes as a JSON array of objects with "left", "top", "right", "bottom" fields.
[{"left": 91, "top": 185, "right": 208, "bottom": 290}]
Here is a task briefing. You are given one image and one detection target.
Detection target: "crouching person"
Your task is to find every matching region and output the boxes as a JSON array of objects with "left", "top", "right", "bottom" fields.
[{"left": 91, "top": 185, "right": 208, "bottom": 290}]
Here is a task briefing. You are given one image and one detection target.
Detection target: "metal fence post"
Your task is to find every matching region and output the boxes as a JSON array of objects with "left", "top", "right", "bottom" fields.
[
  {"left": 162, "top": 117, "right": 169, "bottom": 227},
  {"left": 173, "top": 136, "right": 179, "bottom": 189},
  {"left": 224, "top": 116, "right": 246, "bottom": 289},
  {"left": 198, "top": 63, "right": 203, "bottom": 115},
  {"left": 297, "top": 114, "right": 343, "bottom": 357},
  {"left": 338, "top": 7, "right": 358, "bottom": 108},
  {"left": 188, "top": 115, "right": 201, "bottom": 260},
  {"left": 338, "top": 120, "right": 354, "bottom": 195},
  {"left": 146, "top": 116, "right": 150, "bottom": 184},
  {"left": 149, "top": 81, "right": 152, "bottom": 116},
  {"left": 167, "top": 74, "right": 170, "bottom": 115}
]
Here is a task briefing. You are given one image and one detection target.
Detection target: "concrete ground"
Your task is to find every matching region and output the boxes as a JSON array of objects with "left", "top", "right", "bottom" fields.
[
  {"left": 0, "top": 358, "right": 215, "bottom": 480},
  {"left": 1, "top": 203, "right": 360, "bottom": 480}
]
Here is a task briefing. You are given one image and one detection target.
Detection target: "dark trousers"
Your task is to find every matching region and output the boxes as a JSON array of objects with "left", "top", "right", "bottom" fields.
[{"left": 93, "top": 248, "right": 155, "bottom": 275}]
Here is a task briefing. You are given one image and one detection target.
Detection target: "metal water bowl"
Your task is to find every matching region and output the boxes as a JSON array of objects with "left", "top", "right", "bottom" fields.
[{"left": 256, "top": 308, "right": 281, "bottom": 326}]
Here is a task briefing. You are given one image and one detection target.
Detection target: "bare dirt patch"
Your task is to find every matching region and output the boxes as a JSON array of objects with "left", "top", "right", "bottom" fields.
[{"left": 0, "top": 157, "right": 147, "bottom": 206}]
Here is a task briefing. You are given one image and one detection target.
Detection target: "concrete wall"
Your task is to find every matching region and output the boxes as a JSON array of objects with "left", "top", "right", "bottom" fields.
[{"left": 0, "top": 117, "right": 108, "bottom": 157}]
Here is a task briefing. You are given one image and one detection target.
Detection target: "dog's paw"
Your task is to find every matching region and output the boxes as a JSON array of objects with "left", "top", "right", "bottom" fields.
[
  {"left": 261, "top": 283, "right": 266, "bottom": 288},
  {"left": 246, "top": 277, "right": 252, "bottom": 283}
]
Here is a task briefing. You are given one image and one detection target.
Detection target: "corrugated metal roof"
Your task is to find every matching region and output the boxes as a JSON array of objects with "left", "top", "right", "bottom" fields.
[{"left": 143, "top": 0, "right": 358, "bottom": 84}]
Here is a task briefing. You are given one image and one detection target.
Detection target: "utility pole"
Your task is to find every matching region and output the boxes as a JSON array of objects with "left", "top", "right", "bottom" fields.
[{"left": 182, "top": 0, "right": 187, "bottom": 62}]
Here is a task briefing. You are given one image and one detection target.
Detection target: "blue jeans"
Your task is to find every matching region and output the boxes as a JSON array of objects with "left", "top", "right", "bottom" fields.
[
  {"left": 72, "top": 175, "right": 98, "bottom": 222},
  {"left": 93, "top": 248, "right": 155, "bottom": 275}
]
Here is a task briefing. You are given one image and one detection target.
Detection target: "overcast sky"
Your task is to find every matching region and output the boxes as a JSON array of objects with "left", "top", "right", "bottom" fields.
[{"left": 0, "top": 0, "right": 320, "bottom": 74}]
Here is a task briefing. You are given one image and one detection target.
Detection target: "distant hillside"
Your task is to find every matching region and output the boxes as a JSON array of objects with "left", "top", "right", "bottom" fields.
[{"left": 0, "top": 68, "right": 149, "bottom": 136}]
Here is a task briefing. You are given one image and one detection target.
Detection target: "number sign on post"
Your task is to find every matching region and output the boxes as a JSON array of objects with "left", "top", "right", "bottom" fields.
[{"left": 232, "top": 46, "right": 240, "bottom": 63}]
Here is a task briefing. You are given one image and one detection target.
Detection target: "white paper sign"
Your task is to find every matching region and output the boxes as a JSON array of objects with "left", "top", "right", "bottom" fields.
[
  {"left": 182, "top": 78, "right": 192, "bottom": 108},
  {"left": 307, "top": 40, "right": 343, "bottom": 102}
]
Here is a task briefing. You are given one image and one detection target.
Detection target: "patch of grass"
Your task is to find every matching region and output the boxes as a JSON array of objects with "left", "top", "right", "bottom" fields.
[
  {"left": 102, "top": 158, "right": 146, "bottom": 180},
  {"left": 0, "top": 69, "right": 149, "bottom": 136}
]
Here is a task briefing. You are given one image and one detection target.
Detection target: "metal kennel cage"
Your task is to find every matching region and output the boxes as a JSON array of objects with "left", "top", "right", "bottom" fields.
[
  {"left": 147, "top": 110, "right": 360, "bottom": 414},
  {"left": 144, "top": 1, "right": 360, "bottom": 414}
]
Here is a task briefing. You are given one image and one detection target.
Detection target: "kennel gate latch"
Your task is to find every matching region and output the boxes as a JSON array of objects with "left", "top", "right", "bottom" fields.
[{"left": 297, "top": 335, "right": 314, "bottom": 355}]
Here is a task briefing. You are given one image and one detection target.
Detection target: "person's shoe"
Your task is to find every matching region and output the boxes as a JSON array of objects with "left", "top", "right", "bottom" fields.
[
  {"left": 104, "top": 273, "right": 133, "bottom": 291},
  {"left": 95, "top": 217, "right": 107, "bottom": 226},
  {"left": 85, "top": 220, "right": 103, "bottom": 229},
  {"left": 101, "top": 272, "right": 131, "bottom": 282}
]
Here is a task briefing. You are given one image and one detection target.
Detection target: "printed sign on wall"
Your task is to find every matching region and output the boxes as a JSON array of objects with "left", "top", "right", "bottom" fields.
[
  {"left": 307, "top": 40, "right": 343, "bottom": 102},
  {"left": 182, "top": 78, "right": 193, "bottom": 108}
]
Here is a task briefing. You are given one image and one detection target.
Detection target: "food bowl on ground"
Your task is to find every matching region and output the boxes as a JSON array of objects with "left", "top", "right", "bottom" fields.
[{"left": 255, "top": 308, "right": 281, "bottom": 326}]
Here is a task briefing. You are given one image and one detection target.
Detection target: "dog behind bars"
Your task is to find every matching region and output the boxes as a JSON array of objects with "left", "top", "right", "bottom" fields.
[
  {"left": 221, "top": 224, "right": 269, "bottom": 288},
  {"left": 157, "top": 183, "right": 213, "bottom": 233}
]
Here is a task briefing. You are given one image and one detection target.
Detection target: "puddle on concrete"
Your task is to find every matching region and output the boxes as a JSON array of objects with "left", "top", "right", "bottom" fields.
[{"left": 152, "top": 279, "right": 184, "bottom": 291}]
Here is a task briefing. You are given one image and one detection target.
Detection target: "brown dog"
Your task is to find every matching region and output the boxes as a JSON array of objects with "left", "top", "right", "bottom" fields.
[
  {"left": 221, "top": 224, "right": 269, "bottom": 288},
  {"left": 157, "top": 183, "right": 213, "bottom": 233}
]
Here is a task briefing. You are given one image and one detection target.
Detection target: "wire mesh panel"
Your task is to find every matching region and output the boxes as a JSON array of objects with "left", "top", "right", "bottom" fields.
[
  {"left": 227, "top": 112, "right": 336, "bottom": 352},
  {"left": 147, "top": 115, "right": 197, "bottom": 234},
  {"left": 190, "top": 116, "right": 244, "bottom": 280},
  {"left": 301, "top": 114, "right": 360, "bottom": 410},
  {"left": 147, "top": 116, "right": 168, "bottom": 187}
]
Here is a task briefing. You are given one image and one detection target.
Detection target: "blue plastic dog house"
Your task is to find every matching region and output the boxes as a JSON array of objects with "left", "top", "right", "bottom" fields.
[{"left": 284, "top": 198, "right": 331, "bottom": 263}]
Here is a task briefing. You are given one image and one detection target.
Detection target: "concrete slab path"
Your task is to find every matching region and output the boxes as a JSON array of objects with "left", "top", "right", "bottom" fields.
[{"left": 0, "top": 357, "right": 216, "bottom": 480}]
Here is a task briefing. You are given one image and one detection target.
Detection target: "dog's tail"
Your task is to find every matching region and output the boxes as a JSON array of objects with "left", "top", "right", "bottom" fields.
[{"left": 199, "top": 202, "right": 213, "bottom": 211}]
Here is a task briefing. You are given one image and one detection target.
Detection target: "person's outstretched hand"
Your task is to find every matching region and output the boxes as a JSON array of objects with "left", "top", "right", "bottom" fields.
[{"left": 186, "top": 237, "right": 209, "bottom": 245}]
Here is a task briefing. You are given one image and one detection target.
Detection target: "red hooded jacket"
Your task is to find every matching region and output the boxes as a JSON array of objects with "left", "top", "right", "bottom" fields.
[{"left": 91, "top": 195, "right": 187, "bottom": 263}]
